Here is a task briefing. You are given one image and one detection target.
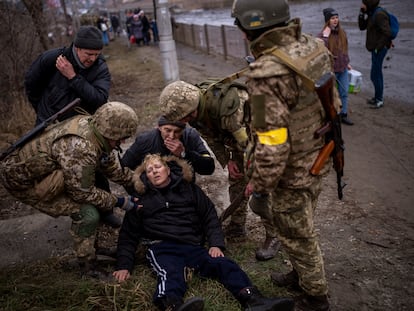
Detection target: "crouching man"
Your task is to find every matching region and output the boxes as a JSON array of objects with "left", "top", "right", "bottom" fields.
[{"left": 0, "top": 102, "right": 140, "bottom": 277}]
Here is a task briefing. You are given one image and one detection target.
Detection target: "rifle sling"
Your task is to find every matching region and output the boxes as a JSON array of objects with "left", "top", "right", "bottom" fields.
[
  {"left": 265, "top": 47, "right": 316, "bottom": 91},
  {"left": 207, "top": 46, "right": 317, "bottom": 92}
]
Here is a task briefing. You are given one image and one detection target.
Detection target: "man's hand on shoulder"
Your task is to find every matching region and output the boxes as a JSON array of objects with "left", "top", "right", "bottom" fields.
[{"left": 56, "top": 55, "right": 76, "bottom": 80}]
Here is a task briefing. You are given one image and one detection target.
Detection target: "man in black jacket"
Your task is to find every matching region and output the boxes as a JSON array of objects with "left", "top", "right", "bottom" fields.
[
  {"left": 24, "top": 25, "right": 111, "bottom": 125},
  {"left": 113, "top": 154, "right": 294, "bottom": 311},
  {"left": 24, "top": 26, "right": 117, "bottom": 227},
  {"left": 121, "top": 116, "right": 215, "bottom": 176}
]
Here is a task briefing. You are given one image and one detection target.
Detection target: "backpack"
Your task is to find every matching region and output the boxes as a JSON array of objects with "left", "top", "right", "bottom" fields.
[
  {"left": 375, "top": 7, "right": 399, "bottom": 40},
  {"left": 194, "top": 78, "right": 247, "bottom": 132}
]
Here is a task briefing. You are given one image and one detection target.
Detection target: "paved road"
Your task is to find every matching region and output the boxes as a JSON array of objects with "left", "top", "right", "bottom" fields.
[{"left": 174, "top": 0, "right": 414, "bottom": 105}]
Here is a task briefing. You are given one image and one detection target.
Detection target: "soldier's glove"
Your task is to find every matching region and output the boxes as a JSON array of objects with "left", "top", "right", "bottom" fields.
[
  {"left": 232, "top": 127, "right": 248, "bottom": 150},
  {"left": 248, "top": 192, "right": 271, "bottom": 220},
  {"left": 116, "top": 195, "right": 139, "bottom": 212}
]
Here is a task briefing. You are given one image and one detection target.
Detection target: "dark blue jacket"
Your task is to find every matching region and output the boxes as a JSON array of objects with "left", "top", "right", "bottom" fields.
[
  {"left": 24, "top": 44, "right": 111, "bottom": 124},
  {"left": 116, "top": 158, "right": 225, "bottom": 272}
]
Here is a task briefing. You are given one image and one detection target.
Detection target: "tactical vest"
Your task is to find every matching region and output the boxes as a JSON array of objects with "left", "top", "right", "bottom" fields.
[
  {"left": 16, "top": 116, "right": 100, "bottom": 181},
  {"left": 248, "top": 21, "right": 332, "bottom": 178}
]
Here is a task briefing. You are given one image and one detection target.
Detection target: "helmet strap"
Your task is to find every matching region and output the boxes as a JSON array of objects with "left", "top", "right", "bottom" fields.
[{"left": 89, "top": 120, "right": 111, "bottom": 154}]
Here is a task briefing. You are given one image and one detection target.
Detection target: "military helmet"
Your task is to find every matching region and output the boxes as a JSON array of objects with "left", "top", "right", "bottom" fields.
[
  {"left": 159, "top": 80, "right": 200, "bottom": 122},
  {"left": 93, "top": 102, "right": 139, "bottom": 140},
  {"left": 231, "top": 0, "right": 290, "bottom": 30}
]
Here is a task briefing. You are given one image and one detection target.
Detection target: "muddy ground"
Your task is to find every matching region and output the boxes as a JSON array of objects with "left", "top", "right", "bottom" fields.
[{"left": 1, "top": 10, "right": 414, "bottom": 311}]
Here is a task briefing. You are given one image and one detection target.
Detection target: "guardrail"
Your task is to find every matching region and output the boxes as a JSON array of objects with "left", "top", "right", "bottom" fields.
[{"left": 173, "top": 22, "right": 250, "bottom": 60}]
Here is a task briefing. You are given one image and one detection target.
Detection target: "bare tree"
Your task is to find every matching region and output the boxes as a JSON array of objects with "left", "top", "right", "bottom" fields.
[{"left": 21, "top": 0, "right": 49, "bottom": 50}]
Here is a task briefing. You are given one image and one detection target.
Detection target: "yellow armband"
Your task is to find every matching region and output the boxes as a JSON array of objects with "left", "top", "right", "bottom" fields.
[{"left": 256, "top": 128, "right": 288, "bottom": 146}]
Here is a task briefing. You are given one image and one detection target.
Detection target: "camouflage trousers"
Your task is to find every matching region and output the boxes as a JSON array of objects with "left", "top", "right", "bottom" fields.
[
  {"left": 0, "top": 168, "right": 99, "bottom": 260},
  {"left": 228, "top": 152, "right": 276, "bottom": 238},
  {"left": 270, "top": 179, "right": 328, "bottom": 296}
]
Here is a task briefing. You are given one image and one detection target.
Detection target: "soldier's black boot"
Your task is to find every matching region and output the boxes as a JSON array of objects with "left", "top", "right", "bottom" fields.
[
  {"left": 295, "top": 294, "right": 330, "bottom": 311},
  {"left": 255, "top": 236, "right": 281, "bottom": 261},
  {"left": 238, "top": 287, "right": 294, "bottom": 311}
]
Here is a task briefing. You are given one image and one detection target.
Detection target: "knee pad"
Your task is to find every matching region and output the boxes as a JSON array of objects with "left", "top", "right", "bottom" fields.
[{"left": 71, "top": 204, "right": 100, "bottom": 238}]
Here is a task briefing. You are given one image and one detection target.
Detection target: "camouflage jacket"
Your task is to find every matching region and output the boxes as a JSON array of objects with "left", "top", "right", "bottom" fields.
[
  {"left": 1, "top": 116, "right": 133, "bottom": 210},
  {"left": 246, "top": 18, "right": 336, "bottom": 193},
  {"left": 191, "top": 87, "right": 249, "bottom": 167}
]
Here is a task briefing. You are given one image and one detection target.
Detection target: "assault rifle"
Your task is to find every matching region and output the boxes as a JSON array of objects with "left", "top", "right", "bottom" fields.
[
  {"left": 0, "top": 98, "right": 81, "bottom": 161},
  {"left": 219, "top": 191, "right": 245, "bottom": 223},
  {"left": 310, "top": 73, "right": 346, "bottom": 199}
]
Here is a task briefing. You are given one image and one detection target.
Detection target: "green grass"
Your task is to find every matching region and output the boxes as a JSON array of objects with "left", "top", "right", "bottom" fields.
[{"left": 0, "top": 240, "right": 294, "bottom": 311}]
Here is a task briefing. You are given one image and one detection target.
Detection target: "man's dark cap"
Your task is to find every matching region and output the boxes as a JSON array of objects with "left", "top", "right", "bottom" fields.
[
  {"left": 74, "top": 26, "right": 103, "bottom": 50},
  {"left": 158, "top": 116, "right": 186, "bottom": 129}
]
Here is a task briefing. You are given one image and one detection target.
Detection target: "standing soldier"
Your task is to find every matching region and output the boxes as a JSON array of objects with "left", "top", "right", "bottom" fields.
[
  {"left": 231, "top": 0, "right": 342, "bottom": 310},
  {"left": 0, "top": 102, "right": 139, "bottom": 278},
  {"left": 159, "top": 80, "right": 281, "bottom": 261}
]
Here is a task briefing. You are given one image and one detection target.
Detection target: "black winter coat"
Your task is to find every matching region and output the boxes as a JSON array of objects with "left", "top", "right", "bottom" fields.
[
  {"left": 116, "top": 157, "right": 225, "bottom": 272},
  {"left": 24, "top": 44, "right": 111, "bottom": 124},
  {"left": 121, "top": 127, "right": 215, "bottom": 175}
]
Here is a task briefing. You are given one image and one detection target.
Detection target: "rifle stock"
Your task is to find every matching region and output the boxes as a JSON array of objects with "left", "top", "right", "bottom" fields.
[
  {"left": 219, "top": 191, "right": 245, "bottom": 223},
  {"left": 310, "top": 140, "right": 334, "bottom": 175},
  {"left": 312, "top": 73, "right": 345, "bottom": 200},
  {"left": 0, "top": 98, "right": 81, "bottom": 161}
]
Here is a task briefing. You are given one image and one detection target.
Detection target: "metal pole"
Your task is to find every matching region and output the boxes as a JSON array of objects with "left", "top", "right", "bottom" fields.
[{"left": 156, "top": 0, "right": 179, "bottom": 84}]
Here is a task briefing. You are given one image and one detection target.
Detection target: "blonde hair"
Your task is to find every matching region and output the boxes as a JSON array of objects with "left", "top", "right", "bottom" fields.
[{"left": 143, "top": 154, "right": 168, "bottom": 171}]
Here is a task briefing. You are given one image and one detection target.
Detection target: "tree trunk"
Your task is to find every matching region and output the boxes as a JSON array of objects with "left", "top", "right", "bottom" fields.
[{"left": 22, "top": 0, "right": 49, "bottom": 50}]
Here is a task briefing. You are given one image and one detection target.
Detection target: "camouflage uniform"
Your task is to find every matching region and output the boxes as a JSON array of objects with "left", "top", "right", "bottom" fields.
[
  {"left": 160, "top": 80, "right": 280, "bottom": 259},
  {"left": 244, "top": 19, "right": 339, "bottom": 296},
  {"left": 195, "top": 88, "right": 250, "bottom": 232},
  {"left": 0, "top": 104, "right": 137, "bottom": 261}
]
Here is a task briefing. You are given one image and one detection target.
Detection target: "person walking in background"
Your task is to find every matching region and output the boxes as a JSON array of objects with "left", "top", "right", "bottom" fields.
[
  {"left": 97, "top": 15, "right": 109, "bottom": 46},
  {"left": 159, "top": 80, "right": 281, "bottom": 261},
  {"left": 138, "top": 10, "right": 151, "bottom": 45},
  {"left": 125, "top": 9, "right": 134, "bottom": 39},
  {"left": 0, "top": 102, "right": 139, "bottom": 278},
  {"left": 231, "top": 0, "right": 341, "bottom": 309},
  {"left": 121, "top": 116, "right": 215, "bottom": 176},
  {"left": 113, "top": 154, "right": 294, "bottom": 311},
  {"left": 130, "top": 13, "right": 145, "bottom": 46},
  {"left": 319, "top": 8, "right": 354, "bottom": 125},
  {"left": 358, "top": 0, "right": 392, "bottom": 109},
  {"left": 150, "top": 18, "right": 160, "bottom": 43},
  {"left": 111, "top": 14, "right": 120, "bottom": 37},
  {"left": 24, "top": 25, "right": 122, "bottom": 228}
]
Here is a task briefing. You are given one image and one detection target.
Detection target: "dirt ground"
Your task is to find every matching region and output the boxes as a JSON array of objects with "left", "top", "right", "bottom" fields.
[{"left": 1, "top": 26, "right": 413, "bottom": 311}]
